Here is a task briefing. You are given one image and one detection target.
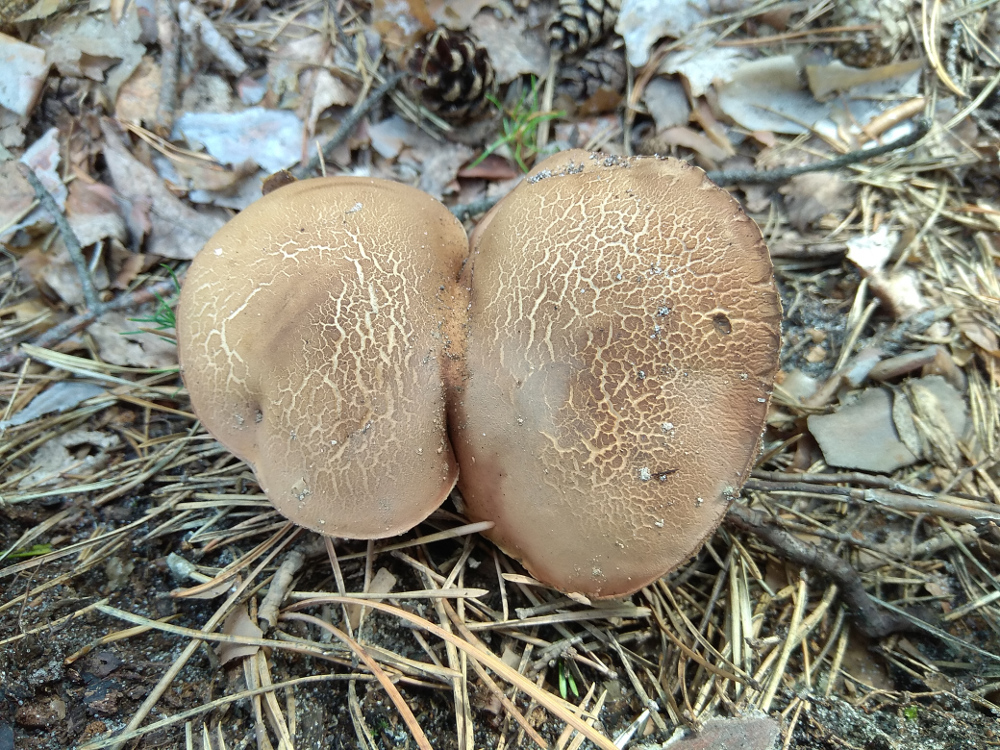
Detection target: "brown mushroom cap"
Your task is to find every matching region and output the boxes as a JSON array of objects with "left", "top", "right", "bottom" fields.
[
  {"left": 177, "top": 177, "right": 468, "bottom": 538},
  {"left": 449, "top": 150, "right": 781, "bottom": 598}
]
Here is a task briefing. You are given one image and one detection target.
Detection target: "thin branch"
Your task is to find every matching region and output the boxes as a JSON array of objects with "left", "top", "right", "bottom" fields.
[
  {"left": 293, "top": 71, "right": 406, "bottom": 179},
  {"left": 450, "top": 196, "right": 500, "bottom": 221},
  {"left": 0, "top": 277, "right": 178, "bottom": 372},
  {"left": 706, "top": 122, "right": 929, "bottom": 185},
  {"left": 447, "top": 122, "right": 930, "bottom": 221},
  {"left": 155, "top": 0, "right": 181, "bottom": 136},
  {"left": 724, "top": 503, "right": 919, "bottom": 639},
  {"left": 18, "top": 163, "right": 102, "bottom": 312}
]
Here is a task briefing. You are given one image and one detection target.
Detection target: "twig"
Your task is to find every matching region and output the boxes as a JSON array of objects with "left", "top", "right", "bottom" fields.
[
  {"left": 447, "top": 122, "right": 929, "bottom": 221},
  {"left": 705, "top": 122, "right": 929, "bottom": 185},
  {"left": 0, "top": 277, "right": 178, "bottom": 372},
  {"left": 724, "top": 504, "right": 918, "bottom": 639},
  {"left": 450, "top": 195, "right": 500, "bottom": 221},
  {"left": 155, "top": 0, "right": 180, "bottom": 136},
  {"left": 293, "top": 71, "right": 406, "bottom": 179},
  {"left": 743, "top": 477, "right": 1000, "bottom": 524},
  {"left": 258, "top": 549, "right": 304, "bottom": 631},
  {"left": 18, "top": 163, "right": 101, "bottom": 312}
]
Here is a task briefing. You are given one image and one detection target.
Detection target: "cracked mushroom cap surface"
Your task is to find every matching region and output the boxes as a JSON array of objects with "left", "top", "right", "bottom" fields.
[
  {"left": 449, "top": 150, "right": 782, "bottom": 598},
  {"left": 178, "top": 177, "right": 468, "bottom": 539}
]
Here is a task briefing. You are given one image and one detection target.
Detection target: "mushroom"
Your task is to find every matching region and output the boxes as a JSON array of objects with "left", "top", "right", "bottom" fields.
[
  {"left": 449, "top": 150, "right": 781, "bottom": 598},
  {"left": 177, "top": 177, "right": 468, "bottom": 538}
]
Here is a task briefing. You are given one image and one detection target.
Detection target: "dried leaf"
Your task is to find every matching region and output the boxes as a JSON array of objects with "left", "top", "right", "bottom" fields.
[
  {"left": 648, "top": 126, "right": 730, "bottom": 164},
  {"left": 372, "top": 0, "right": 434, "bottom": 47},
  {"left": 0, "top": 382, "right": 105, "bottom": 429},
  {"left": 217, "top": 605, "right": 263, "bottom": 666},
  {"left": 115, "top": 55, "right": 161, "bottom": 126},
  {"left": 307, "top": 69, "right": 357, "bottom": 135},
  {"left": 954, "top": 312, "right": 999, "bottom": 354},
  {"left": 347, "top": 567, "right": 397, "bottom": 630},
  {"left": 35, "top": 5, "right": 144, "bottom": 100},
  {"left": 430, "top": 0, "right": 492, "bottom": 30},
  {"left": 660, "top": 42, "right": 749, "bottom": 98},
  {"left": 458, "top": 155, "right": 521, "bottom": 180},
  {"left": 101, "top": 119, "right": 226, "bottom": 259},
  {"left": 0, "top": 127, "right": 65, "bottom": 242},
  {"left": 0, "top": 32, "right": 50, "bottom": 117},
  {"left": 806, "top": 58, "right": 924, "bottom": 100},
  {"left": 13, "top": 0, "right": 72, "bottom": 22},
  {"left": 807, "top": 388, "right": 918, "bottom": 472},
  {"left": 846, "top": 225, "right": 898, "bottom": 275},
  {"left": 718, "top": 54, "right": 921, "bottom": 134},
  {"left": 87, "top": 310, "right": 178, "bottom": 368},
  {"left": 18, "top": 428, "right": 120, "bottom": 489},
  {"left": 470, "top": 11, "right": 547, "bottom": 84},
  {"left": 643, "top": 77, "right": 691, "bottom": 131},
  {"left": 780, "top": 173, "right": 856, "bottom": 231},
  {"left": 173, "top": 108, "right": 305, "bottom": 173},
  {"left": 618, "top": 0, "right": 753, "bottom": 67},
  {"left": 66, "top": 180, "right": 127, "bottom": 247}
]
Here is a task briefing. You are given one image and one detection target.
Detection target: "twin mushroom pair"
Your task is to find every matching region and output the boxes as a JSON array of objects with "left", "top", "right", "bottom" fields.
[{"left": 177, "top": 150, "right": 782, "bottom": 599}]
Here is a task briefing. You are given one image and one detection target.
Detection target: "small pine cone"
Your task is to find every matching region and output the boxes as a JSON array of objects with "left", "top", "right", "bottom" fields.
[
  {"left": 557, "top": 44, "right": 625, "bottom": 102},
  {"left": 403, "top": 28, "right": 496, "bottom": 123},
  {"left": 547, "top": 0, "right": 620, "bottom": 56},
  {"left": 831, "top": 0, "right": 908, "bottom": 67}
]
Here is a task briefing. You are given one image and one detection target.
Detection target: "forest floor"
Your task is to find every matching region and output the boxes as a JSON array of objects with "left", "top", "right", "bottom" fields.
[{"left": 2, "top": 1, "right": 1000, "bottom": 749}]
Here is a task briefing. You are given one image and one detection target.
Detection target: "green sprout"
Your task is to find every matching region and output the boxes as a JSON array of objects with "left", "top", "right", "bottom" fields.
[
  {"left": 557, "top": 659, "right": 579, "bottom": 700},
  {"left": 9, "top": 543, "right": 53, "bottom": 559},
  {"left": 470, "top": 76, "right": 563, "bottom": 173},
  {"left": 123, "top": 266, "right": 181, "bottom": 344},
  {"left": 903, "top": 705, "right": 919, "bottom": 721}
]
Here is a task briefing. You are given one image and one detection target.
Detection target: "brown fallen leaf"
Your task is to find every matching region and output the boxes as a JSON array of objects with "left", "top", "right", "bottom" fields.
[
  {"left": 86, "top": 310, "right": 178, "bottom": 368},
  {"left": 100, "top": 119, "right": 226, "bottom": 259},
  {"left": 807, "top": 388, "right": 918, "bottom": 473},
  {"left": 66, "top": 179, "right": 126, "bottom": 246},
  {"left": 470, "top": 10, "right": 547, "bottom": 84},
  {"left": 217, "top": 605, "right": 263, "bottom": 666},
  {"left": 780, "top": 173, "right": 856, "bottom": 231},
  {"left": 115, "top": 55, "right": 162, "bottom": 126},
  {"left": 457, "top": 155, "right": 521, "bottom": 181}
]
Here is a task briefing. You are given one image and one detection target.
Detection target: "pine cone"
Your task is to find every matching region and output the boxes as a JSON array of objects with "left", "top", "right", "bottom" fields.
[
  {"left": 548, "top": 0, "right": 620, "bottom": 56},
  {"left": 831, "top": 0, "right": 908, "bottom": 67},
  {"left": 403, "top": 28, "right": 496, "bottom": 123},
  {"left": 557, "top": 44, "right": 625, "bottom": 102}
]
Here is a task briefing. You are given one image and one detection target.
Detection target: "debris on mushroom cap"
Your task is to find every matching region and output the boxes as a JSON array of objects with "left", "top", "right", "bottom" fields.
[
  {"left": 177, "top": 177, "right": 469, "bottom": 539},
  {"left": 449, "top": 150, "right": 782, "bottom": 599}
]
